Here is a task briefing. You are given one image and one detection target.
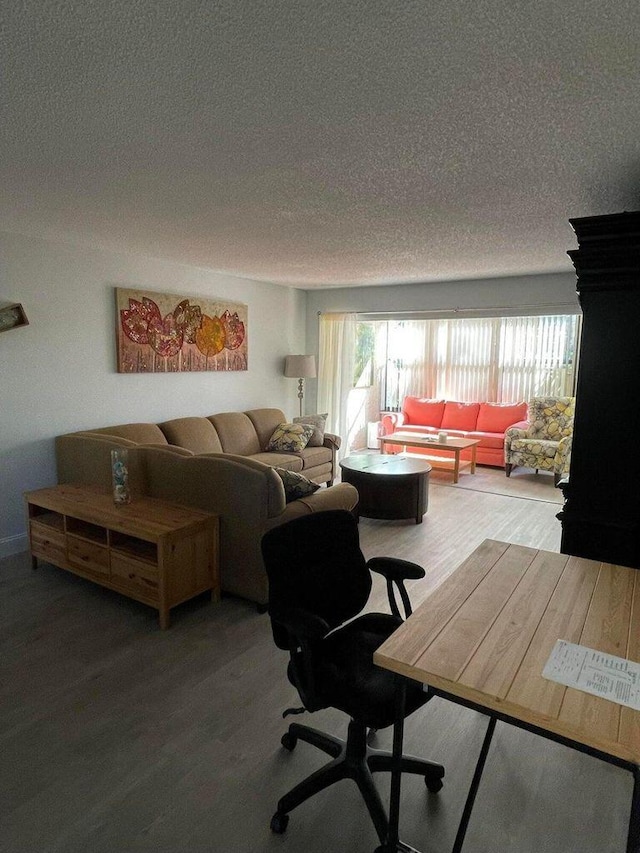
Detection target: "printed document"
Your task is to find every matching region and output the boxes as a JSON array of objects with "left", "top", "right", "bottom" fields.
[{"left": 542, "top": 640, "right": 640, "bottom": 710}]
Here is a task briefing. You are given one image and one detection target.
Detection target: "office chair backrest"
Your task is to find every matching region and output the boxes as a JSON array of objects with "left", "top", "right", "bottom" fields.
[{"left": 261, "top": 510, "right": 371, "bottom": 650}]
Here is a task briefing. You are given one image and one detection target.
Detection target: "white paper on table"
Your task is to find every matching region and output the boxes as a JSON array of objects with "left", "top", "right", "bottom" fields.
[{"left": 542, "top": 639, "right": 640, "bottom": 710}]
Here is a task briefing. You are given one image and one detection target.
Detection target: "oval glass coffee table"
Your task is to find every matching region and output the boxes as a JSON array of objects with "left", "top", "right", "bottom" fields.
[{"left": 339, "top": 453, "right": 431, "bottom": 524}]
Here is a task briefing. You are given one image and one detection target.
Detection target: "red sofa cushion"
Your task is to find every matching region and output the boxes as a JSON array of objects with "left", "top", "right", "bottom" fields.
[
  {"left": 441, "top": 402, "right": 480, "bottom": 431},
  {"left": 402, "top": 397, "right": 445, "bottom": 428},
  {"left": 467, "top": 430, "right": 506, "bottom": 450},
  {"left": 476, "top": 402, "right": 527, "bottom": 433}
]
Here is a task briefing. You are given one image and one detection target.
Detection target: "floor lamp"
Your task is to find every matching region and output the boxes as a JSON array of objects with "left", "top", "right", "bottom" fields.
[{"left": 284, "top": 354, "right": 317, "bottom": 417}]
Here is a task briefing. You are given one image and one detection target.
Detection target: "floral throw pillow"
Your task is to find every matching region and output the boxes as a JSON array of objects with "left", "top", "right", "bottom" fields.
[
  {"left": 293, "top": 413, "right": 328, "bottom": 447},
  {"left": 267, "top": 422, "right": 314, "bottom": 452},
  {"left": 274, "top": 467, "right": 321, "bottom": 501}
]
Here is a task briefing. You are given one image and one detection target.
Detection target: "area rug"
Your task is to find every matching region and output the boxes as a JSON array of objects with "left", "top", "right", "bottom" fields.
[{"left": 429, "top": 465, "right": 563, "bottom": 504}]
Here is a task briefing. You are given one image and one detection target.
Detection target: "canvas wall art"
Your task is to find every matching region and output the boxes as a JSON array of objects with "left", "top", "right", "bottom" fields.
[{"left": 115, "top": 287, "right": 248, "bottom": 373}]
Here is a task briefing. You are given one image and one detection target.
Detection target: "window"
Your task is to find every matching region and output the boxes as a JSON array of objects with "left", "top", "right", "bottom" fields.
[
  {"left": 354, "top": 322, "right": 375, "bottom": 387},
  {"left": 360, "top": 313, "right": 581, "bottom": 410}
]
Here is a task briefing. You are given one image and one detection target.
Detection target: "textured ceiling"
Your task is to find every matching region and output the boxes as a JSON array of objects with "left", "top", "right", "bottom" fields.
[{"left": 2, "top": 1, "right": 640, "bottom": 288}]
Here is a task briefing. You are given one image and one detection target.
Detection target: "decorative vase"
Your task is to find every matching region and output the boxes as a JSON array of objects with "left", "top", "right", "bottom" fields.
[{"left": 111, "top": 449, "right": 131, "bottom": 505}]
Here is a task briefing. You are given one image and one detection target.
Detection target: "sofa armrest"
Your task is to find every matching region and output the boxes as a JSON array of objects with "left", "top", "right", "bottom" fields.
[
  {"left": 267, "top": 482, "right": 359, "bottom": 526},
  {"left": 554, "top": 435, "right": 573, "bottom": 475},
  {"left": 380, "top": 413, "right": 405, "bottom": 434},
  {"left": 503, "top": 422, "right": 531, "bottom": 459},
  {"left": 504, "top": 422, "right": 530, "bottom": 443},
  {"left": 323, "top": 432, "right": 341, "bottom": 450},
  {"left": 506, "top": 420, "right": 530, "bottom": 434}
]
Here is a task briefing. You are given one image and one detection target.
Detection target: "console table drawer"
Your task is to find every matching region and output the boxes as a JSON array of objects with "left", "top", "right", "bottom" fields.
[
  {"left": 30, "top": 521, "right": 66, "bottom": 565},
  {"left": 111, "top": 553, "right": 159, "bottom": 598},
  {"left": 67, "top": 535, "right": 110, "bottom": 576}
]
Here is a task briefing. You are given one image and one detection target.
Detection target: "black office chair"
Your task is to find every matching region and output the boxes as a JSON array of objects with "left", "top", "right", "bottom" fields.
[{"left": 261, "top": 509, "right": 444, "bottom": 845}]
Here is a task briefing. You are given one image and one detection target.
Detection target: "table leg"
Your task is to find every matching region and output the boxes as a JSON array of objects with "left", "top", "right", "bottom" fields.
[
  {"left": 627, "top": 765, "right": 640, "bottom": 853},
  {"left": 452, "top": 715, "right": 496, "bottom": 853},
  {"left": 470, "top": 445, "right": 477, "bottom": 475},
  {"left": 374, "top": 678, "right": 414, "bottom": 853},
  {"left": 452, "top": 450, "right": 460, "bottom": 484}
]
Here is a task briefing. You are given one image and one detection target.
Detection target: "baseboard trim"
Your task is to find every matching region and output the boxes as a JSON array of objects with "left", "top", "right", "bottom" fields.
[{"left": 0, "top": 532, "right": 29, "bottom": 560}]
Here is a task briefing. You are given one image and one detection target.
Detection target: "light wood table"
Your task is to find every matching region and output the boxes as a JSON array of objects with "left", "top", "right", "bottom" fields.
[
  {"left": 380, "top": 432, "right": 479, "bottom": 483},
  {"left": 373, "top": 539, "right": 640, "bottom": 853},
  {"left": 25, "top": 484, "right": 220, "bottom": 629}
]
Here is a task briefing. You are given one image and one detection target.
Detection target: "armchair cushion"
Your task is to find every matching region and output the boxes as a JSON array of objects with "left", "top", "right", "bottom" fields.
[
  {"left": 507, "top": 438, "right": 560, "bottom": 471},
  {"left": 528, "top": 396, "right": 575, "bottom": 439}
]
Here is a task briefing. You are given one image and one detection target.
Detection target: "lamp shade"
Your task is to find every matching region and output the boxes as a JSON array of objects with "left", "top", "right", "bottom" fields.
[{"left": 284, "top": 354, "right": 316, "bottom": 379}]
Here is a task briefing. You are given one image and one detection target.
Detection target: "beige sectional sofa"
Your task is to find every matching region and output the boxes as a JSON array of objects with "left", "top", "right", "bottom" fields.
[{"left": 55, "top": 408, "right": 358, "bottom": 606}]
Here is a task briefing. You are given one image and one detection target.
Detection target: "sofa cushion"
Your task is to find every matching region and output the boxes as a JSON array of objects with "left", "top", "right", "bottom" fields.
[
  {"left": 274, "top": 467, "right": 321, "bottom": 502},
  {"left": 245, "top": 408, "right": 287, "bottom": 451},
  {"left": 476, "top": 402, "right": 527, "bottom": 433},
  {"left": 159, "top": 417, "right": 223, "bottom": 454},
  {"left": 267, "top": 423, "right": 314, "bottom": 452},
  {"left": 89, "top": 423, "right": 168, "bottom": 444},
  {"left": 293, "top": 413, "right": 328, "bottom": 447},
  {"left": 209, "top": 412, "right": 262, "bottom": 455},
  {"left": 441, "top": 402, "right": 480, "bottom": 431},
  {"left": 440, "top": 429, "right": 466, "bottom": 440},
  {"left": 297, "top": 444, "right": 333, "bottom": 469},
  {"left": 249, "top": 452, "right": 304, "bottom": 472},
  {"left": 403, "top": 398, "right": 445, "bottom": 428},
  {"left": 466, "top": 431, "right": 506, "bottom": 450}
]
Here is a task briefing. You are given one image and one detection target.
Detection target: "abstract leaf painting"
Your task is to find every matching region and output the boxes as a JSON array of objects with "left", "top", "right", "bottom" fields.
[{"left": 115, "top": 288, "right": 248, "bottom": 373}]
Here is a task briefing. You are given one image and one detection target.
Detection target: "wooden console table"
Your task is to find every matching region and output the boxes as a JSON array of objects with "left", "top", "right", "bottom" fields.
[{"left": 25, "top": 484, "right": 220, "bottom": 628}]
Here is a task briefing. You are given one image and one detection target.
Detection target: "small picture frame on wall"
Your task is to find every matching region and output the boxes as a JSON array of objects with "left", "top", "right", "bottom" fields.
[{"left": 0, "top": 303, "right": 29, "bottom": 333}]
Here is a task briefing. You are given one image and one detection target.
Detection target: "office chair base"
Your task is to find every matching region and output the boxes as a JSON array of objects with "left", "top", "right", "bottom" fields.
[{"left": 272, "top": 719, "right": 444, "bottom": 843}]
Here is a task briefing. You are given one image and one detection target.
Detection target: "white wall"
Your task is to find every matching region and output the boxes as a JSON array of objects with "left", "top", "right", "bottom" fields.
[
  {"left": 304, "top": 272, "right": 580, "bottom": 410},
  {"left": 0, "top": 232, "right": 306, "bottom": 556}
]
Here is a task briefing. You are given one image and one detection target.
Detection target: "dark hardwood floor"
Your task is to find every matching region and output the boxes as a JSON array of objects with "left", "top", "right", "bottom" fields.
[{"left": 0, "top": 475, "right": 631, "bottom": 852}]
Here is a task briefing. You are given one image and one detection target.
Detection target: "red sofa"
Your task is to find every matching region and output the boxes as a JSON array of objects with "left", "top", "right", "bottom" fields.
[{"left": 381, "top": 397, "right": 528, "bottom": 468}]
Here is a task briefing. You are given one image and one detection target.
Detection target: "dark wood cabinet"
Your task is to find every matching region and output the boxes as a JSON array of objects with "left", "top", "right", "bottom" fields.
[{"left": 559, "top": 211, "right": 640, "bottom": 568}]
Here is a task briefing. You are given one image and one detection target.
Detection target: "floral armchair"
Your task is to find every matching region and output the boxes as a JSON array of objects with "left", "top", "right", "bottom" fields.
[{"left": 504, "top": 396, "right": 575, "bottom": 485}]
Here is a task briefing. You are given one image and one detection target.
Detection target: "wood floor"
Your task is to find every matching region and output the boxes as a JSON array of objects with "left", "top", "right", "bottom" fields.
[{"left": 1, "top": 476, "right": 632, "bottom": 852}]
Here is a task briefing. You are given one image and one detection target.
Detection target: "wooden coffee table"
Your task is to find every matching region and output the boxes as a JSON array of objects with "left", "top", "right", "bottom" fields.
[
  {"left": 380, "top": 431, "right": 480, "bottom": 484},
  {"left": 339, "top": 453, "right": 431, "bottom": 524}
]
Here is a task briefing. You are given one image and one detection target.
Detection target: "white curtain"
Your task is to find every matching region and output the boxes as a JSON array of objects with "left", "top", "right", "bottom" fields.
[
  {"left": 391, "top": 320, "right": 437, "bottom": 402},
  {"left": 497, "top": 314, "right": 578, "bottom": 399},
  {"left": 317, "top": 313, "right": 357, "bottom": 459},
  {"left": 435, "top": 317, "right": 498, "bottom": 401}
]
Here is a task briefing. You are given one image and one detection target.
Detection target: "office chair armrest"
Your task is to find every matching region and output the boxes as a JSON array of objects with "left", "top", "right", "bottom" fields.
[
  {"left": 367, "top": 557, "right": 425, "bottom": 581},
  {"left": 270, "top": 605, "right": 331, "bottom": 642},
  {"left": 368, "top": 557, "right": 425, "bottom": 620}
]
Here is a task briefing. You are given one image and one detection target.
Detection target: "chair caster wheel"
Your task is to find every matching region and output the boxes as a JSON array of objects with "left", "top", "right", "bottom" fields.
[
  {"left": 425, "top": 775, "right": 443, "bottom": 793},
  {"left": 270, "top": 811, "right": 289, "bottom": 834},
  {"left": 281, "top": 732, "right": 297, "bottom": 751}
]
